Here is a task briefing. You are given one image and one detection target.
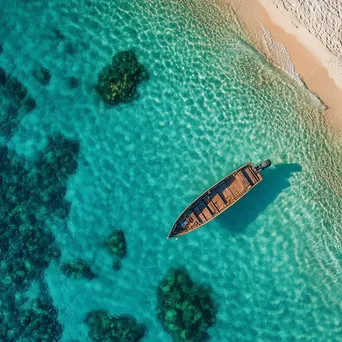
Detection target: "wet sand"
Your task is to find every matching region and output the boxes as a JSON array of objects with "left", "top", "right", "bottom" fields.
[{"left": 227, "top": 0, "right": 342, "bottom": 128}]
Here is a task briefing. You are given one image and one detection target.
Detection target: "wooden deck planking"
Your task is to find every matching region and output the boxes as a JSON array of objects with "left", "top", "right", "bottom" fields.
[
  {"left": 207, "top": 201, "right": 219, "bottom": 215},
  {"left": 212, "top": 193, "right": 226, "bottom": 211},
  {"left": 198, "top": 213, "right": 207, "bottom": 222},
  {"left": 245, "top": 167, "right": 260, "bottom": 184},
  {"left": 234, "top": 171, "right": 248, "bottom": 192},
  {"left": 169, "top": 161, "right": 271, "bottom": 238},
  {"left": 202, "top": 207, "right": 213, "bottom": 220},
  {"left": 222, "top": 188, "right": 235, "bottom": 204},
  {"left": 236, "top": 173, "right": 249, "bottom": 189},
  {"left": 176, "top": 164, "right": 264, "bottom": 235},
  {"left": 189, "top": 212, "right": 200, "bottom": 225}
]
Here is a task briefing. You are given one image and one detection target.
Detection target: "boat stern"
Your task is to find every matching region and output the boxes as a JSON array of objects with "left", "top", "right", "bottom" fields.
[{"left": 253, "top": 159, "right": 271, "bottom": 173}]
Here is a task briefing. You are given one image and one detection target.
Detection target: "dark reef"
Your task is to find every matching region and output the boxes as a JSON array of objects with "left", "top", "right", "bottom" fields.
[
  {"left": 157, "top": 268, "right": 218, "bottom": 342},
  {"left": 68, "top": 76, "right": 79, "bottom": 89},
  {"left": 0, "top": 66, "right": 36, "bottom": 138},
  {"left": 61, "top": 259, "right": 96, "bottom": 280},
  {"left": 112, "top": 259, "right": 122, "bottom": 271},
  {"left": 33, "top": 66, "right": 51, "bottom": 85},
  {"left": 0, "top": 134, "right": 80, "bottom": 341},
  {"left": 105, "top": 230, "right": 126, "bottom": 272},
  {"left": 51, "top": 28, "right": 66, "bottom": 40},
  {"left": 106, "top": 229, "right": 127, "bottom": 258},
  {"left": 0, "top": 67, "right": 6, "bottom": 85},
  {"left": 96, "top": 50, "right": 148, "bottom": 105},
  {"left": 15, "top": 282, "right": 63, "bottom": 341},
  {"left": 85, "top": 310, "right": 146, "bottom": 342}
]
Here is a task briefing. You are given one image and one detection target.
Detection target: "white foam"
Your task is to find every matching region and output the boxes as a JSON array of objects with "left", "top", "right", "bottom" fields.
[{"left": 259, "top": 21, "right": 324, "bottom": 107}]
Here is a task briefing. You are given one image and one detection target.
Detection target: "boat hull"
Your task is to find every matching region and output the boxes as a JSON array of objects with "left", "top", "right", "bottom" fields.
[{"left": 168, "top": 161, "right": 269, "bottom": 239}]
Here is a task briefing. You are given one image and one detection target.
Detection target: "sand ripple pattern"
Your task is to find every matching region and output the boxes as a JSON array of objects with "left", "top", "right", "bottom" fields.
[{"left": 278, "top": 0, "right": 342, "bottom": 58}]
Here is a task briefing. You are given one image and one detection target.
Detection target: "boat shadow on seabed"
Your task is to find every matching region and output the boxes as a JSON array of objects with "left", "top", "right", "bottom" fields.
[{"left": 216, "top": 163, "right": 302, "bottom": 234}]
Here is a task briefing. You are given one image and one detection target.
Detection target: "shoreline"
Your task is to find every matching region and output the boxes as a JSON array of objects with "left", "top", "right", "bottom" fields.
[{"left": 226, "top": 0, "right": 342, "bottom": 129}]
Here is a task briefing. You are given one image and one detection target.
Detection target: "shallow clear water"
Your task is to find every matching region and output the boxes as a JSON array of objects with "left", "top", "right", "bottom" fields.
[{"left": 2, "top": 0, "right": 342, "bottom": 340}]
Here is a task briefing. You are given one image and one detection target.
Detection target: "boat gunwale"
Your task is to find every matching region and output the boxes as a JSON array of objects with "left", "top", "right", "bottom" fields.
[{"left": 167, "top": 162, "right": 261, "bottom": 239}]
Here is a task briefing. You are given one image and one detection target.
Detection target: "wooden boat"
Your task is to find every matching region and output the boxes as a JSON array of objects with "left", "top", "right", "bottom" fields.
[{"left": 168, "top": 160, "right": 271, "bottom": 239}]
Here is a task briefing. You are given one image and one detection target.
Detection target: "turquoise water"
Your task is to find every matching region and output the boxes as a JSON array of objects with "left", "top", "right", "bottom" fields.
[{"left": 2, "top": 0, "right": 342, "bottom": 340}]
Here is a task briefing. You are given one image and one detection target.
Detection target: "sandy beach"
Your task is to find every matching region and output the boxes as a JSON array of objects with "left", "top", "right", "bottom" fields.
[{"left": 227, "top": 0, "right": 342, "bottom": 128}]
